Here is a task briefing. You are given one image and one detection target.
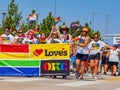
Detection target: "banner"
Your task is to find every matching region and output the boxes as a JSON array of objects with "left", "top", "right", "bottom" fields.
[
  {"left": 0, "top": 60, "right": 40, "bottom": 76},
  {"left": 0, "top": 44, "right": 29, "bottom": 59},
  {"left": 0, "top": 44, "right": 70, "bottom": 76},
  {"left": 30, "top": 44, "right": 70, "bottom": 60},
  {"left": 40, "top": 60, "right": 70, "bottom": 76}
]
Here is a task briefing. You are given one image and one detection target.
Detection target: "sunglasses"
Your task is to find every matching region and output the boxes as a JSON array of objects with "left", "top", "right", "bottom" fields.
[
  {"left": 82, "top": 30, "right": 87, "bottom": 32},
  {"left": 18, "top": 32, "right": 23, "bottom": 33},
  {"left": 5, "top": 30, "right": 10, "bottom": 32}
]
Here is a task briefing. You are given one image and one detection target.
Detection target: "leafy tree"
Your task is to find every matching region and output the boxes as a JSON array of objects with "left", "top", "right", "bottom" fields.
[
  {"left": 3, "top": 0, "right": 22, "bottom": 35},
  {"left": 39, "top": 12, "right": 54, "bottom": 37}
]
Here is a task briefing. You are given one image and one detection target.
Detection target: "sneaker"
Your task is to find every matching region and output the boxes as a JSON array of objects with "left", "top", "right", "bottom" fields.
[
  {"left": 88, "top": 74, "right": 94, "bottom": 79},
  {"left": 113, "top": 74, "right": 116, "bottom": 76},
  {"left": 75, "top": 73, "right": 80, "bottom": 79},
  {"left": 94, "top": 76, "right": 98, "bottom": 80},
  {"left": 103, "top": 72, "right": 107, "bottom": 75},
  {"left": 79, "top": 77, "right": 84, "bottom": 80}
]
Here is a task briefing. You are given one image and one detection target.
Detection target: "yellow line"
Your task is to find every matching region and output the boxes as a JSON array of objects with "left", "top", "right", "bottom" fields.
[{"left": 104, "top": 77, "right": 120, "bottom": 82}]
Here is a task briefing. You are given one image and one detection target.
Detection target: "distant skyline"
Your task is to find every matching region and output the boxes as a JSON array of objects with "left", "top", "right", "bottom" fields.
[{"left": 0, "top": 0, "right": 120, "bottom": 45}]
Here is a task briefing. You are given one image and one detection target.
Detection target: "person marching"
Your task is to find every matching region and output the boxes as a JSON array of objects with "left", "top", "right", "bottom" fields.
[
  {"left": 88, "top": 34, "right": 106, "bottom": 79},
  {"left": 101, "top": 45, "right": 110, "bottom": 74},
  {"left": 12, "top": 29, "right": 25, "bottom": 44},
  {"left": 0, "top": 27, "right": 14, "bottom": 44},
  {"left": 106, "top": 44, "right": 120, "bottom": 76},
  {"left": 75, "top": 27, "right": 90, "bottom": 79},
  {"left": 59, "top": 25, "right": 72, "bottom": 43}
]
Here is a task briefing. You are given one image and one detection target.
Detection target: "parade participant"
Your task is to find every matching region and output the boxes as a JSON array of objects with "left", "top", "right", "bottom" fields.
[
  {"left": 70, "top": 39, "right": 77, "bottom": 73},
  {"left": 101, "top": 45, "right": 110, "bottom": 74},
  {"left": 22, "top": 30, "right": 37, "bottom": 44},
  {"left": 88, "top": 34, "right": 106, "bottom": 79},
  {"left": 12, "top": 29, "right": 25, "bottom": 44},
  {"left": 106, "top": 44, "right": 120, "bottom": 76},
  {"left": 59, "top": 25, "right": 72, "bottom": 43},
  {"left": 46, "top": 28, "right": 63, "bottom": 44},
  {"left": 39, "top": 33, "right": 46, "bottom": 44},
  {"left": 75, "top": 27, "right": 90, "bottom": 79},
  {"left": 0, "top": 27, "right": 14, "bottom": 44}
]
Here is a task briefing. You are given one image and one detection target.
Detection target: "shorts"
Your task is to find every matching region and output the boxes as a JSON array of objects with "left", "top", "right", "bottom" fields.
[
  {"left": 76, "top": 53, "right": 88, "bottom": 61},
  {"left": 102, "top": 57, "right": 109, "bottom": 65},
  {"left": 89, "top": 53, "right": 100, "bottom": 60},
  {"left": 109, "top": 62, "right": 118, "bottom": 66}
]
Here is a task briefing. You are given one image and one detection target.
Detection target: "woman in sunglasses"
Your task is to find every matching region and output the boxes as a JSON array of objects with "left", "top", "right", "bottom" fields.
[
  {"left": 0, "top": 27, "right": 14, "bottom": 44},
  {"left": 88, "top": 34, "right": 106, "bottom": 79}
]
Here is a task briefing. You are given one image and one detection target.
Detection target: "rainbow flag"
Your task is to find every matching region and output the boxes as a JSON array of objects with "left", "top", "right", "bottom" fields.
[
  {"left": 54, "top": 16, "right": 61, "bottom": 24},
  {"left": 0, "top": 44, "right": 39, "bottom": 76}
]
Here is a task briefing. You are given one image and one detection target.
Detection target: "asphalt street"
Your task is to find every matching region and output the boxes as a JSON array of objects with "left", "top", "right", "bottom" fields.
[{"left": 0, "top": 72, "right": 120, "bottom": 90}]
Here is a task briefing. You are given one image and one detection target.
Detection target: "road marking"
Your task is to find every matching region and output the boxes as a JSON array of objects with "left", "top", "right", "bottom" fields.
[
  {"left": 114, "top": 88, "right": 120, "bottom": 90},
  {"left": 0, "top": 77, "right": 51, "bottom": 82},
  {"left": 105, "top": 77, "right": 120, "bottom": 82},
  {"left": 56, "top": 80, "right": 102, "bottom": 87}
]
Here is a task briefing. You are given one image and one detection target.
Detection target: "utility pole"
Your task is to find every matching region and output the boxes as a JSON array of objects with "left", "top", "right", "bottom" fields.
[{"left": 105, "top": 15, "right": 110, "bottom": 43}]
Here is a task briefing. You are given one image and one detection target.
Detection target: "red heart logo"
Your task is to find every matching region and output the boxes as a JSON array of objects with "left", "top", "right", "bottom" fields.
[
  {"left": 62, "top": 48, "right": 65, "bottom": 50},
  {"left": 33, "top": 49, "right": 43, "bottom": 56}
]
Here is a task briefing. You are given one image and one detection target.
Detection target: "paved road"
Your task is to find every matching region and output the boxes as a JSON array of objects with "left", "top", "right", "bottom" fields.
[{"left": 0, "top": 73, "right": 120, "bottom": 90}]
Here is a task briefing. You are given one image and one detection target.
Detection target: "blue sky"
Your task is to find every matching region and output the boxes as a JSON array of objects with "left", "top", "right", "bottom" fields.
[{"left": 0, "top": 0, "right": 120, "bottom": 44}]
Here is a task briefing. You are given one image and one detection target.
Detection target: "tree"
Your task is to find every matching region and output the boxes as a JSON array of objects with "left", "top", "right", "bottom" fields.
[
  {"left": 2, "top": 0, "right": 22, "bottom": 35},
  {"left": 39, "top": 12, "right": 54, "bottom": 37}
]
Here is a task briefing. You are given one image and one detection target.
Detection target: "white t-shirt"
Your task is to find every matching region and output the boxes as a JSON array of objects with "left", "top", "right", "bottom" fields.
[
  {"left": 46, "top": 38, "right": 63, "bottom": 44},
  {"left": 61, "top": 34, "right": 72, "bottom": 43},
  {"left": 13, "top": 36, "right": 25, "bottom": 44},
  {"left": 1, "top": 34, "right": 14, "bottom": 44},
  {"left": 88, "top": 40, "right": 106, "bottom": 55},
  {"left": 109, "top": 49, "right": 119, "bottom": 62},
  {"left": 22, "top": 38, "right": 36, "bottom": 44},
  {"left": 76, "top": 35, "right": 89, "bottom": 54}
]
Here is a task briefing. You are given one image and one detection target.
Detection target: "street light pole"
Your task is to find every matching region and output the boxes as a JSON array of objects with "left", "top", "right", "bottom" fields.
[
  {"left": 105, "top": 15, "right": 110, "bottom": 43},
  {"left": 2, "top": 12, "right": 7, "bottom": 27}
]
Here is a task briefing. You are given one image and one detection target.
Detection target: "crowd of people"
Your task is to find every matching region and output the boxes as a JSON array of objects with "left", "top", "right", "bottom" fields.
[{"left": 0, "top": 25, "right": 120, "bottom": 80}]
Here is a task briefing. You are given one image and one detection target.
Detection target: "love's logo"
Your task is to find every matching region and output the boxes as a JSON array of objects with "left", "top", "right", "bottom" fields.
[{"left": 33, "top": 49, "right": 43, "bottom": 56}]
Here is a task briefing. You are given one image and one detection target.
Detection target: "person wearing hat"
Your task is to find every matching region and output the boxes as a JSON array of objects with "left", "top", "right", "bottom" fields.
[
  {"left": 75, "top": 27, "right": 90, "bottom": 79},
  {"left": 0, "top": 27, "right": 14, "bottom": 44},
  {"left": 60, "top": 25, "right": 72, "bottom": 43},
  {"left": 106, "top": 44, "right": 120, "bottom": 76}
]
